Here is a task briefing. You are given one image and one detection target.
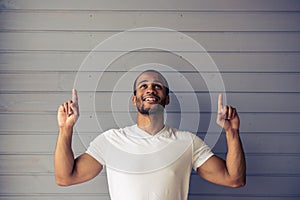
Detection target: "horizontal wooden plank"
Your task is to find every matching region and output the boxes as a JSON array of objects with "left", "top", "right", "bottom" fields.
[
  {"left": 245, "top": 154, "right": 300, "bottom": 175},
  {"left": 0, "top": 155, "right": 54, "bottom": 174},
  {"left": 0, "top": 131, "right": 299, "bottom": 154},
  {"left": 189, "top": 176, "right": 300, "bottom": 196},
  {"left": 0, "top": 113, "right": 299, "bottom": 133},
  {"left": 4, "top": 196, "right": 298, "bottom": 200},
  {"left": 1, "top": 11, "right": 300, "bottom": 31},
  {"left": 1, "top": 0, "right": 300, "bottom": 11},
  {"left": 213, "top": 133, "right": 300, "bottom": 154},
  {"left": 1, "top": 92, "right": 299, "bottom": 113},
  {"left": 0, "top": 72, "right": 299, "bottom": 92},
  {"left": 0, "top": 134, "right": 86, "bottom": 154},
  {"left": 1, "top": 195, "right": 298, "bottom": 200},
  {"left": 1, "top": 32, "right": 300, "bottom": 52},
  {"left": 1, "top": 52, "right": 300, "bottom": 73},
  {"left": 1, "top": 154, "right": 299, "bottom": 175},
  {"left": 0, "top": 195, "right": 110, "bottom": 200},
  {"left": 0, "top": 175, "right": 299, "bottom": 195},
  {"left": 188, "top": 196, "right": 300, "bottom": 200},
  {"left": 0, "top": 112, "right": 299, "bottom": 133},
  {"left": 0, "top": 175, "right": 109, "bottom": 194}
]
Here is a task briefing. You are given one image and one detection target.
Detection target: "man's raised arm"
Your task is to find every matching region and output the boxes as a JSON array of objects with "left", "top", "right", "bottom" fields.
[
  {"left": 54, "top": 89, "right": 102, "bottom": 186},
  {"left": 197, "top": 94, "right": 246, "bottom": 188}
]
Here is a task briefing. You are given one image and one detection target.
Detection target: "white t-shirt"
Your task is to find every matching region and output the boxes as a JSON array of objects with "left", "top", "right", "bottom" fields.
[{"left": 86, "top": 124, "right": 213, "bottom": 200}]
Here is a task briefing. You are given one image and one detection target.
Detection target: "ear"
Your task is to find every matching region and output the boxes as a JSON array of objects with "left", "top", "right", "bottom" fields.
[
  {"left": 132, "top": 95, "right": 137, "bottom": 106},
  {"left": 165, "top": 95, "right": 170, "bottom": 106}
]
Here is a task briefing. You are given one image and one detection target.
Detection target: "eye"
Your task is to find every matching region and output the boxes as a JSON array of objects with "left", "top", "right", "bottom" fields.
[
  {"left": 139, "top": 84, "right": 147, "bottom": 89},
  {"left": 154, "top": 84, "right": 163, "bottom": 90}
]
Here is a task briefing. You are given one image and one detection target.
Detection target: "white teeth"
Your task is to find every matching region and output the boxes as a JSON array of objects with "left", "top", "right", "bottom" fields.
[{"left": 145, "top": 97, "right": 156, "bottom": 102}]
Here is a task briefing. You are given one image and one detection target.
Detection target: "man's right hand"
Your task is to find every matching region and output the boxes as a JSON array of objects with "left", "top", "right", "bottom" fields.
[{"left": 57, "top": 89, "right": 79, "bottom": 129}]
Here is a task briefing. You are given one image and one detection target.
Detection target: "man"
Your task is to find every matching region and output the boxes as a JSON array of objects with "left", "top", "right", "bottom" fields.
[{"left": 55, "top": 70, "right": 246, "bottom": 199}]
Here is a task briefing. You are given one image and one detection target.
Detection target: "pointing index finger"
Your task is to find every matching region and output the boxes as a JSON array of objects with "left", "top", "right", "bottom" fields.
[
  {"left": 218, "top": 93, "right": 223, "bottom": 112},
  {"left": 72, "top": 88, "right": 78, "bottom": 103}
]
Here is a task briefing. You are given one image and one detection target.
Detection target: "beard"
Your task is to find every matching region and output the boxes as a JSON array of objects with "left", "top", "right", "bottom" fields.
[
  {"left": 137, "top": 103, "right": 165, "bottom": 115},
  {"left": 136, "top": 96, "right": 167, "bottom": 115}
]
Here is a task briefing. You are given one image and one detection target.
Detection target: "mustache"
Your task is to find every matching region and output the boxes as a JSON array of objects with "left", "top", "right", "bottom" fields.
[{"left": 142, "top": 94, "right": 160, "bottom": 101}]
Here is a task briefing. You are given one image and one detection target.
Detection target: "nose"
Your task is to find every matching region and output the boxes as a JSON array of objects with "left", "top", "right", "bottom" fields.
[{"left": 146, "top": 84, "right": 156, "bottom": 94}]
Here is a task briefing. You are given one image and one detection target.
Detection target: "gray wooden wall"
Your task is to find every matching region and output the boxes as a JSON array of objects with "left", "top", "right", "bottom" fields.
[{"left": 0, "top": 0, "right": 300, "bottom": 199}]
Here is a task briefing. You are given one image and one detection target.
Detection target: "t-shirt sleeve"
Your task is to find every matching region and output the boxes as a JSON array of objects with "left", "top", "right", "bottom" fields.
[
  {"left": 192, "top": 135, "right": 214, "bottom": 171},
  {"left": 86, "top": 133, "right": 106, "bottom": 166}
]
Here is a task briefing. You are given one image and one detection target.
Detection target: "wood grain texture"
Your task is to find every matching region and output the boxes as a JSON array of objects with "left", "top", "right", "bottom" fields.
[
  {"left": 1, "top": 11, "right": 300, "bottom": 31},
  {"left": 1, "top": 52, "right": 300, "bottom": 72},
  {"left": 1, "top": 132, "right": 299, "bottom": 154},
  {"left": 1, "top": 92, "right": 299, "bottom": 113},
  {"left": 1, "top": 0, "right": 300, "bottom": 11},
  {"left": 0, "top": 72, "right": 299, "bottom": 92},
  {"left": 0, "top": 113, "right": 299, "bottom": 133},
  {"left": 1, "top": 32, "right": 300, "bottom": 52},
  {"left": 1, "top": 0, "right": 299, "bottom": 199},
  {"left": 2, "top": 154, "right": 299, "bottom": 175},
  {"left": 0, "top": 175, "right": 299, "bottom": 196}
]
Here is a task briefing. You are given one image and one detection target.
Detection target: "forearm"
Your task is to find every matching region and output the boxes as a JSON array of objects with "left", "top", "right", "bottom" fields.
[
  {"left": 54, "top": 127, "right": 75, "bottom": 185},
  {"left": 225, "top": 129, "right": 246, "bottom": 186}
]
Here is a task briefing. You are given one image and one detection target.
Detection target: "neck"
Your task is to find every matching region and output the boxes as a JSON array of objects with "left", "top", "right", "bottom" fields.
[{"left": 136, "top": 112, "right": 165, "bottom": 135}]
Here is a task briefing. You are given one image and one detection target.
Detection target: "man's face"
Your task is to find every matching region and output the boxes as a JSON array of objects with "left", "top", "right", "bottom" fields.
[{"left": 132, "top": 72, "right": 169, "bottom": 115}]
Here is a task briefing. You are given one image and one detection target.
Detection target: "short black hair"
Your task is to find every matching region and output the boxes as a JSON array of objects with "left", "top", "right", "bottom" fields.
[{"left": 133, "top": 70, "right": 169, "bottom": 96}]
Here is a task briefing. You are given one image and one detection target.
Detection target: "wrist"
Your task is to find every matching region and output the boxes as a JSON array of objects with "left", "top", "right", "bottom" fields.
[
  {"left": 59, "top": 126, "right": 73, "bottom": 134},
  {"left": 225, "top": 128, "right": 240, "bottom": 139}
]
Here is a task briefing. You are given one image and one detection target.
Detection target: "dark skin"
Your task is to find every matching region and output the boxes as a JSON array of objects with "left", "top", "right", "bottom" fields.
[
  {"left": 55, "top": 89, "right": 102, "bottom": 186},
  {"left": 54, "top": 71, "right": 246, "bottom": 188},
  {"left": 132, "top": 72, "right": 246, "bottom": 187},
  {"left": 197, "top": 93, "right": 246, "bottom": 187}
]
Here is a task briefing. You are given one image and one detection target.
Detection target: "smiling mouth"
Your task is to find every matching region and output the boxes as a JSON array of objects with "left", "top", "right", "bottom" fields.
[{"left": 143, "top": 96, "right": 159, "bottom": 103}]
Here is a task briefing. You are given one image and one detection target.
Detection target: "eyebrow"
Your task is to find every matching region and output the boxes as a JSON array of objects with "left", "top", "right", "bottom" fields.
[{"left": 137, "top": 79, "right": 164, "bottom": 86}]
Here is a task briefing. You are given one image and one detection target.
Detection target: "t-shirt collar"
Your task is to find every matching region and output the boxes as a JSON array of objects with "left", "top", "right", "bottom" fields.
[{"left": 131, "top": 124, "right": 170, "bottom": 138}]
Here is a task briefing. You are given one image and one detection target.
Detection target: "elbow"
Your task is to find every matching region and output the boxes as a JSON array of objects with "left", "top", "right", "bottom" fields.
[
  {"left": 55, "top": 176, "right": 72, "bottom": 187},
  {"left": 229, "top": 177, "right": 246, "bottom": 188},
  {"left": 56, "top": 181, "right": 69, "bottom": 187},
  {"left": 54, "top": 169, "right": 75, "bottom": 186},
  {"left": 230, "top": 181, "right": 246, "bottom": 188}
]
